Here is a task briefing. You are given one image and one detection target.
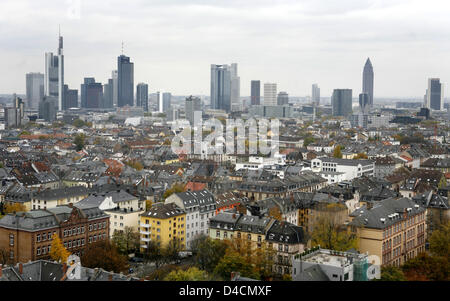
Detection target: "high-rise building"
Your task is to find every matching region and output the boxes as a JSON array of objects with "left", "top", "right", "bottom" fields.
[
  {"left": 102, "top": 79, "right": 114, "bottom": 109},
  {"left": 86, "top": 82, "right": 103, "bottom": 109},
  {"left": 359, "top": 93, "right": 370, "bottom": 115},
  {"left": 26, "top": 73, "right": 44, "bottom": 110},
  {"left": 39, "top": 96, "right": 57, "bottom": 123},
  {"left": 44, "top": 33, "right": 64, "bottom": 111},
  {"left": 118, "top": 55, "right": 134, "bottom": 107},
  {"left": 362, "top": 58, "right": 374, "bottom": 107},
  {"left": 277, "top": 91, "right": 289, "bottom": 106},
  {"left": 136, "top": 83, "right": 149, "bottom": 112},
  {"left": 251, "top": 80, "right": 261, "bottom": 106},
  {"left": 230, "top": 63, "right": 241, "bottom": 111},
  {"left": 425, "top": 78, "right": 444, "bottom": 111},
  {"left": 185, "top": 95, "right": 202, "bottom": 125},
  {"left": 312, "top": 84, "right": 320, "bottom": 105},
  {"left": 210, "top": 64, "right": 231, "bottom": 112},
  {"left": 63, "top": 85, "right": 78, "bottom": 109},
  {"left": 264, "top": 83, "right": 277, "bottom": 106},
  {"left": 332, "top": 89, "right": 352, "bottom": 117},
  {"left": 162, "top": 92, "right": 172, "bottom": 113},
  {"left": 5, "top": 96, "right": 24, "bottom": 128},
  {"left": 112, "top": 70, "right": 118, "bottom": 107},
  {"left": 80, "top": 78, "right": 95, "bottom": 108}
]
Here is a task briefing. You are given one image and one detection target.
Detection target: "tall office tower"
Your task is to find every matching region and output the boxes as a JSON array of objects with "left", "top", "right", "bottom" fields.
[
  {"left": 63, "top": 85, "right": 78, "bottom": 109},
  {"left": 162, "top": 92, "right": 172, "bottom": 113},
  {"left": 155, "top": 91, "right": 162, "bottom": 113},
  {"left": 26, "top": 73, "right": 44, "bottom": 110},
  {"left": 185, "top": 95, "right": 202, "bottom": 125},
  {"left": 264, "top": 83, "right": 277, "bottom": 106},
  {"left": 102, "top": 79, "right": 114, "bottom": 109},
  {"left": 277, "top": 91, "right": 289, "bottom": 105},
  {"left": 112, "top": 70, "right": 118, "bottom": 107},
  {"left": 312, "top": 84, "right": 320, "bottom": 105},
  {"left": 80, "top": 77, "right": 95, "bottom": 108},
  {"left": 359, "top": 93, "right": 370, "bottom": 115},
  {"left": 5, "top": 96, "right": 24, "bottom": 128},
  {"left": 136, "top": 83, "right": 149, "bottom": 112},
  {"left": 167, "top": 107, "right": 180, "bottom": 122},
  {"left": 118, "top": 55, "right": 134, "bottom": 107},
  {"left": 332, "top": 89, "right": 353, "bottom": 116},
  {"left": 210, "top": 64, "right": 231, "bottom": 112},
  {"left": 251, "top": 80, "right": 261, "bottom": 105},
  {"left": 230, "top": 63, "right": 241, "bottom": 111},
  {"left": 362, "top": 58, "right": 374, "bottom": 107},
  {"left": 13, "top": 96, "right": 25, "bottom": 120},
  {"left": 85, "top": 81, "right": 103, "bottom": 109},
  {"left": 39, "top": 96, "right": 57, "bottom": 123},
  {"left": 425, "top": 78, "right": 444, "bottom": 111},
  {"left": 44, "top": 32, "right": 64, "bottom": 111}
]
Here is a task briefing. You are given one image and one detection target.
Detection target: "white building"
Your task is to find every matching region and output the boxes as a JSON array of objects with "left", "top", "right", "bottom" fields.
[
  {"left": 235, "top": 153, "right": 286, "bottom": 171},
  {"left": 165, "top": 189, "right": 216, "bottom": 250},
  {"left": 311, "top": 157, "right": 374, "bottom": 184},
  {"left": 264, "top": 83, "right": 277, "bottom": 106}
]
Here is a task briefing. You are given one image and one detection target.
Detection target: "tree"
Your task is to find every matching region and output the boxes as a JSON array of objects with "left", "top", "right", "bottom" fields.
[
  {"left": 72, "top": 119, "right": 86, "bottom": 128},
  {"left": 112, "top": 227, "right": 140, "bottom": 255},
  {"left": 3, "top": 203, "right": 26, "bottom": 214},
  {"left": 80, "top": 241, "right": 129, "bottom": 273},
  {"left": 163, "top": 183, "right": 185, "bottom": 200},
  {"left": 190, "top": 235, "right": 228, "bottom": 273},
  {"left": 143, "top": 240, "right": 165, "bottom": 269},
  {"left": 310, "top": 215, "right": 358, "bottom": 251},
  {"left": 353, "top": 153, "right": 368, "bottom": 160},
  {"left": 214, "top": 249, "right": 259, "bottom": 280},
  {"left": 333, "top": 145, "right": 343, "bottom": 158},
  {"left": 429, "top": 222, "right": 450, "bottom": 257},
  {"left": 303, "top": 136, "right": 315, "bottom": 148},
  {"left": 378, "top": 266, "right": 406, "bottom": 281},
  {"left": 49, "top": 233, "right": 70, "bottom": 263},
  {"left": 74, "top": 133, "right": 86, "bottom": 151},
  {"left": 402, "top": 252, "right": 449, "bottom": 281},
  {"left": 0, "top": 248, "right": 10, "bottom": 265},
  {"left": 164, "top": 267, "right": 210, "bottom": 281},
  {"left": 162, "top": 238, "right": 183, "bottom": 264},
  {"left": 124, "top": 160, "right": 144, "bottom": 171}
]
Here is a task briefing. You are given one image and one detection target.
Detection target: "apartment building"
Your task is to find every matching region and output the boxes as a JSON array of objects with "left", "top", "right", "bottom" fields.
[
  {"left": 349, "top": 197, "right": 426, "bottom": 267},
  {"left": 139, "top": 202, "right": 186, "bottom": 251},
  {"left": 165, "top": 189, "right": 216, "bottom": 249}
]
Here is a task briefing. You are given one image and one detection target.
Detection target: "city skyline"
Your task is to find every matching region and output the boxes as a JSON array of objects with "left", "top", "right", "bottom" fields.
[{"left": 1, "top": 0, "right": 450, "bottom": 98}]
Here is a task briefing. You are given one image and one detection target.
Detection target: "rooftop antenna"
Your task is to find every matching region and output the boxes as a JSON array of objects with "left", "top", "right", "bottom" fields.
[{"left": 121, "top": 41, "right": 124, "bottom": 55}]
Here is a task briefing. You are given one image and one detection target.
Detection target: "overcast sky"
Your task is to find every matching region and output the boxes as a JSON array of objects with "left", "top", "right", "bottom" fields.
[{"left": 1, "top": 0, "right": 450, "bottom": 98}]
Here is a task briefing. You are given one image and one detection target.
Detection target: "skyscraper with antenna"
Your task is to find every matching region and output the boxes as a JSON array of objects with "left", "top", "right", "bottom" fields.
[{"left": 44, "top": 27, "right": 64, "bottom": 111}]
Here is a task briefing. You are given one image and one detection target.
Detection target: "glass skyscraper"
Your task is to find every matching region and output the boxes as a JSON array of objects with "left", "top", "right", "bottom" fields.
[
  {"left": 118, "top": 55, "right": 134, "bottom": 107},
  {"left": 136, "top": 83, "right": 149, "bottom": 112},
  {"left": 210, "top": 64, "right": 231, "bottom": 112},
  {"left": 332, "top": 89, "right": 352, "bottom": 117},
  {"left": 251, "top": 80, "right": 260, "bottom": 106}
]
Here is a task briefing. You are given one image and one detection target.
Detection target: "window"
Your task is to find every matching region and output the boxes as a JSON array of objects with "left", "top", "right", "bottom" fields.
[
  {"left": 9, "top": 234, "right": 14, "bottom": 246},
  {"left": 216, "top": 231, "right": 220, "bottom": 238},
  {"left": 37, "top": 234, "right": 41, "bottom": 242},
  {"left": 68, "top": 241, "right": 72, "bottom": 248},
  {"left": 43, "top": 233, "right": 47, "bottom": 241},
  {"left": 37, "top": 248, "right": 41, "bottom": 255},
  {"left": 9, "top": 251, "right": 14, "bottom": 259}
]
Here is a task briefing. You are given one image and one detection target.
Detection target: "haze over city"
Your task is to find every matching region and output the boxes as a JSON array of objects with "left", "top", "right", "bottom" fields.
[{"left": 1, "top": 0, "right": 450, "bottom": 97}]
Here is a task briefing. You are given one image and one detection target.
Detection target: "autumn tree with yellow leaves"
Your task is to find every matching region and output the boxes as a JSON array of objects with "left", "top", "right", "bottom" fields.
[{"left": 49, "top": 233, "right": 70, "bottom": 263}]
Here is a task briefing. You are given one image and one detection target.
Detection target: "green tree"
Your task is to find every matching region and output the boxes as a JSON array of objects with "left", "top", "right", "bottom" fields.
[
  {"left": 378, "top": 266, "right": 406, "bottom": 281},
  {"left": 74, "top": 133, "right": 86, "bottom": 151},
  {"left": 214, "top": 249, "right": 259, "bottom": 280},
  {"left": 49, "top": 233, "right": 70, "bottom": 263},
  {"left": 303, "top": 136, "right": 315, "bottom": 148},
  {"left": 163, "top": 183, "right": 185, "bottom": 200},
  {"left": 72, "top": 119, "right": 86, "bottom": 128},
  {"left": 164, "top": 267, "right": 210, "bottom": 281},
  {"left": 333, "top": 145, "right": 343, "bottom": 158},
  {"left": 162, "top": 238, "right": 183, "bottom": 264},
  {"left": 190, "top": 235, "right": 228, "bottom": 273},
  {"left": 112, "top": 227, "right": 140, "bottom": 255},
  {"left": 402, "top": 252, "right": 449, "bottom": 281},
  {"left": 0, "top": 248, "right": 10, "bottom": 265},
  {"left": 310, "top": 215, "right": 358, "bottom": 251},
  {"left": 429, "top": 222, "right": 450, "bottom": 257}
]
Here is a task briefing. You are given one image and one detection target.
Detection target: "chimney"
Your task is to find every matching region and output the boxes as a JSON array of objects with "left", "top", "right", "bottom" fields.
[
  {"left": 18, "top": 263, "right": 23, "bottom": 275},
  {"left": 62, "top": 263, "right": 67, "bottom": 275}
]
